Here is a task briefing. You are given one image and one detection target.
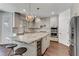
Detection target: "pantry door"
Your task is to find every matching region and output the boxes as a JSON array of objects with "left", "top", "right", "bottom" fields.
[{"left": 58, "top": 9, "right": 71, "bottom": 46}]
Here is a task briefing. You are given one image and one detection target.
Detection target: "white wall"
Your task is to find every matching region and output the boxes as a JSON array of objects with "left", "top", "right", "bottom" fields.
[
  {"left": 0, "top": 12, "right": 2, "bottom": 42},
  {"left": 50, "top": 15, "right": 58, "bottom": 28},
  {"left": 1, "top": 12, "right": 13, "bottom": 43},
  {"left": 34, "top": 17, "right": 50, "bottom": 33},
  {"left": 58, "top": 9, "right": 71, "bottom": 46},
  {"left": 71, "top": 4, "right": 79, "bottom": 17}
]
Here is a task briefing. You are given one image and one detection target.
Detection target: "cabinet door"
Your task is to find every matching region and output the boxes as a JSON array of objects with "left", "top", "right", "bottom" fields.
[
  {"left": 46, "top": 35, "right": 50, "bottom": 48},
  {"left": 59, "top": 9, "right": 70, "bottom": 46},
  {"left": 42, "top": 37, "right": 47, "bottom": 54},
  {"left": 15, "top": 13, "right": 24, "bottom": 34}
]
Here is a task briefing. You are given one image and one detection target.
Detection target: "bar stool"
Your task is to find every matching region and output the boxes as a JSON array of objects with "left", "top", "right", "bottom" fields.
[
  {"left": 0, "top": 46, "right": 13, "bottom": 56},
  {"left": 5, "top": 44, "right": 17, "bottom": 49},
  {"left": 0, "top": 44, "right": 17, "bottom": 56},
  {"left": 14, "top": 47, "right": 27, "bottom": 56},
  {"left": 0, "top": 44, "right": 17, "bottom": 49},
  {"left": 6, "top": 44, "right": 17, "bottom": 55}
]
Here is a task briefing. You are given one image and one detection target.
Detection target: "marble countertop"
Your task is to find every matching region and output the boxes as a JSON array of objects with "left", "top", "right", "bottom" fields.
[{"left": 13, "top": 32, "right": 49, "bottom": 44}]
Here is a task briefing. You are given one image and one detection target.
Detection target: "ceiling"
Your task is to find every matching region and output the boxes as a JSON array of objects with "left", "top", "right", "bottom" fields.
[{"left": 0, "top": 3, "right": 73, "bottom": 17}]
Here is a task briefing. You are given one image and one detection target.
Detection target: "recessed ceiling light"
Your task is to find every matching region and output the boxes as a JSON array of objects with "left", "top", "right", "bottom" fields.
[
  {"left": 23, "top": 9, "right": 26, "bottom": 12},
  {"left": 51, "top": 11, "right": 55, "bottom": 15},
  {"left": 37, "top": 8, "right": 40, "bottom": 10}
]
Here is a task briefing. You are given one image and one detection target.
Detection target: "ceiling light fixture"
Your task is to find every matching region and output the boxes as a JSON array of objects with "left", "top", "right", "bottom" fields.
[
  {"left": 35, "top": 17, "right": 41, "bottom": 22},
  {"left": 26, "top": 3, "right": 34, "bottom": 22},
  {"left": 51, "top": 11, "right": 55, "bottom": 15},
  {"left": 35, "top": 8, "right": 41, "bottom": 23},
  {"left": 25, "top": 4, "right": 41, "bottom": 23}
]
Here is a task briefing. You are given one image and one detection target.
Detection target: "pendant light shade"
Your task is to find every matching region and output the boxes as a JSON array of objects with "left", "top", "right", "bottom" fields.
[
  {"left": 26, "top": 3, "right": 34, "bottom": 22},
  {"left": 26, "top": 15, "right": 34, "bottom": 22},
  {"left": 35, "top": 7, "right": 41, "bottom": 23},
  {"left": 35, "top": 17, "right": 41, "bottom": 23},
  {"left": 26, "top": 4, "right": 41, "bottom": 22}
]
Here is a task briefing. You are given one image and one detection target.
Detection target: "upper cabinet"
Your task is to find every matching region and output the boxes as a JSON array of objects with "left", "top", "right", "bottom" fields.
[
  {"left": 12, "top": 12, "right": 26, "bottom": 34},
  {"left": 71, "top": 4, "right": 79, "bottom": 17},
  {"left": 50, "top": 15, "right": 58, "bottom": 28},
  {"left": 12, "top": 12, "right": 26, "bottom": 27}
]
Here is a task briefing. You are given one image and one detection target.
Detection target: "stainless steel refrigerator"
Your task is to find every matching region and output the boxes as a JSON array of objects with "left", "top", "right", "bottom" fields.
[{"left": 70, "top": 16, "right": 79, "bottom": 56}]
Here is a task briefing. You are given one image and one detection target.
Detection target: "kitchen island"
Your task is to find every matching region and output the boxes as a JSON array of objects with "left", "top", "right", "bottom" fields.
[{"left": 12, "top": 32, "right": 50, "bottom": 56}]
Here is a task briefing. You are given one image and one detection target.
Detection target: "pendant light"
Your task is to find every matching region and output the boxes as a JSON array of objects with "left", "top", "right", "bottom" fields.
[
  {"left": 35, "top": 8, "right": 41, "bottom": 23},
  {"left": 35, "top": 17, "right": 41, "bottom": 22},
  {"left": 26, "top": 3, "right": 34, "bottom": 22}
]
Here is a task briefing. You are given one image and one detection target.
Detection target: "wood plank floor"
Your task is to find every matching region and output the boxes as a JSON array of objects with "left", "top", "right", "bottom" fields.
[{"left": 44, "top": 41, "right": 70, "bottom": 56}]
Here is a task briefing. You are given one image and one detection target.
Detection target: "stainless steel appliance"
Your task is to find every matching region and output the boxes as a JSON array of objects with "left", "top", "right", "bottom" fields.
[{"left": 70, "top": 16, "right": 79, "bottom": 56}]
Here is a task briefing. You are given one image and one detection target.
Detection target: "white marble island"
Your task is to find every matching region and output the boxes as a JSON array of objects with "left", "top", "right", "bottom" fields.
[{"left": 12, "top": 32, "right": 50, "bottom": 56}]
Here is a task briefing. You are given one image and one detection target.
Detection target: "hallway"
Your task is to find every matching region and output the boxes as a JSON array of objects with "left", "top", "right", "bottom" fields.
[{"left": 44, "top": 41, "right": 70, "bottom": 56}]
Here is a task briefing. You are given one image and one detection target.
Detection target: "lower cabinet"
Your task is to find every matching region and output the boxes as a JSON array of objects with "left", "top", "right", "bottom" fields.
[
  {"left": 42, "top": 35, "right": 50, "bottom": 54},
  {"left": 42, "top": 37, "right": 47, "bottom": 54},
  {"left": 37, "top": 35, "right": 50, "bottom": 56}
]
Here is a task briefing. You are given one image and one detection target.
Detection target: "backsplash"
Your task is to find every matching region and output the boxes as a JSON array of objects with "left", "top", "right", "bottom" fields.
[{"left": 28, "top": 17, "right": 50, "bottom": 33}]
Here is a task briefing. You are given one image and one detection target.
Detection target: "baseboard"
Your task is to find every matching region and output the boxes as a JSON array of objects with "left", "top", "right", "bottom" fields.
[
  {"left": 50, "top": 37, "right": 59, "bottom": 42},
  {"left": 50, "top": 40, "right": 59, "bottom": 43},
  {"left": 59, "top": 42, "right": 69, "bottom": 48}
]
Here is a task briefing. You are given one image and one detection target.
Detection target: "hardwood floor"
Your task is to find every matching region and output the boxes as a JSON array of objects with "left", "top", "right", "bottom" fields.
[{"left": 44, "top": 41, "right": 70, "bottom": 56}]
